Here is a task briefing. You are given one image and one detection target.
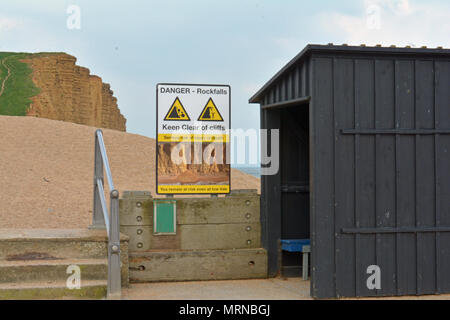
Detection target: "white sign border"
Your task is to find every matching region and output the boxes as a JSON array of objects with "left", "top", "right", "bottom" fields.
[{"left": 156, "top": 83, "right": 232, "bottom": 195}]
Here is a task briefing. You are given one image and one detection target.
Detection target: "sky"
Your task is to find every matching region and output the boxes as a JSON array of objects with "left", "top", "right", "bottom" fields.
[{"left": 0, "top": 0, "right": 449, "bottom": 139}]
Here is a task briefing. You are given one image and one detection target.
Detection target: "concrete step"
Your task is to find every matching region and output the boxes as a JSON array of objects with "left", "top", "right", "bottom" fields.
[
  {"left": 0, "top": 229, "right": 120, "bottom": 260},
  {"left": 129, "top": 248, "right": 268, "bottom": 283},
  {"left": 0, "top": 280, "right": 107, "bottom": 300},
  {"left": 0, "top": 229, "right": 130, "bottom": 288},
  {"left": 0, "top": 258, "right": 107, "bottom": 283}
]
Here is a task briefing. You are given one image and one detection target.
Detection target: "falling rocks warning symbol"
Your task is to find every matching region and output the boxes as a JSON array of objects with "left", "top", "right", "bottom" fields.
[
  {"left": 198, "top": 98, "right": 224, "bottom": 121},
  {"left": 164, "top": 97, "right": 191, "bottom": 121}
]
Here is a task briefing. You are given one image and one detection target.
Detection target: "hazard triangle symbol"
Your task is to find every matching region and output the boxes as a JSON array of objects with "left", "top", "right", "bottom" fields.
[
  {"left": 197, "top": 98, "right": 224, "bottom": 121},
  {"left": 164, "top": 97, "right": 191, "bottom": 121}
]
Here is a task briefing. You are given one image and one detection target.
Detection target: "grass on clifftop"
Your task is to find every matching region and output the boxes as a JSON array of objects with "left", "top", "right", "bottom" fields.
[{"left": 0, "top": 53, "right": 41, "bottom": 116}]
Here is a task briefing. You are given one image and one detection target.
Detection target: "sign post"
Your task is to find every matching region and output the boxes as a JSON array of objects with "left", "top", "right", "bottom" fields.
[{"left": 156, "top": 83, "right": 231, "bottom": 195}]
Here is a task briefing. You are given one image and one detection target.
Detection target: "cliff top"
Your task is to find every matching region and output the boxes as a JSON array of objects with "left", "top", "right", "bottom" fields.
[{"left": 0, "top": 52, "right": 74, "bottom": 116}]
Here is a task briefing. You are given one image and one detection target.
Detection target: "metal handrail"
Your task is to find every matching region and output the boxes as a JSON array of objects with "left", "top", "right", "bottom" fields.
[
  {"left": 96, "top": 178, "right": 110, "bottom": 237},
  {"left": 90, "top": 129, "right": 121, "bottom": 299},
  {"left": 96, "top": 130, "right": 115, "bottom": 191}
]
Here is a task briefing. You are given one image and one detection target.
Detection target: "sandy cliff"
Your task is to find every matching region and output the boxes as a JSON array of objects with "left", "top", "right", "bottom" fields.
[{"left": 23, "top": 53, "right": 126, "bottom": 131}]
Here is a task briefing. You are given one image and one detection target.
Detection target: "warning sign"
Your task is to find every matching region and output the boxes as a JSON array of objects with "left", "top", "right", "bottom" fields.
[
  {"left": 156, "top": 83, "right": 231, "bottom": 195},
  {"left": 198, "top": 98, "right": 224, "bottom": 121},
  {"left": 157, "top": 84, "right": 230, "bottom": 142},
  {"left": 164, "top": 97, "right": 190, "bottom": 121}
]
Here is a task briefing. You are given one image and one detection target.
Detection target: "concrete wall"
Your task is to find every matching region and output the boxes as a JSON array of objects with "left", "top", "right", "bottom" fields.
[{"left": 119, "top": 190, "right": 267, "bottom": 282}]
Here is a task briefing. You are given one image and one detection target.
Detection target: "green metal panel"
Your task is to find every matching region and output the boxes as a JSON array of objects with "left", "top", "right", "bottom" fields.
[{"left": 153, "top": 200, "right": 176, "bottom": 234}]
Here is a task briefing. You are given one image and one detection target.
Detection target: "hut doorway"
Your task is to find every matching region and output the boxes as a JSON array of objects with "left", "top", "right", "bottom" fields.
[{"left": 279, "top": 104, "right": 310, "bottom": 277}]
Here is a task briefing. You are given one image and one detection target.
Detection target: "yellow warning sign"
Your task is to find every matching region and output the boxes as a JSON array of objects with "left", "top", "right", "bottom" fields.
[
  {"left": 198, "top": 98, "right": 224, "bottom": 121},
  {"left": 164, "top": 97, "right": 190, "bottom": 121},
  {"left": 158, "top": 185, "right": 230, "bottom": 194}
]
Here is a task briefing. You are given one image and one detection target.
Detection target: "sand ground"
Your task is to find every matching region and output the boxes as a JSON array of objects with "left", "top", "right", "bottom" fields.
[
  {"left": 0, "top": 116, "right": 260, "bottom": 229},
  {"left": 122, "top": 278, "right": 450, "bottom": 300}
]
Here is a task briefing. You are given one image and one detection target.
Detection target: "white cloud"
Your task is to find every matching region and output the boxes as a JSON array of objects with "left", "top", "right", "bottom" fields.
[
  {"left": 3, "top": 0, "right": 65, "bottom": 15},
  {"left": 0, "top": 17, "right": 23, "bottom": 32},
  {"left": 315, "top": 0, "right": 450, "bottom": 48}
]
